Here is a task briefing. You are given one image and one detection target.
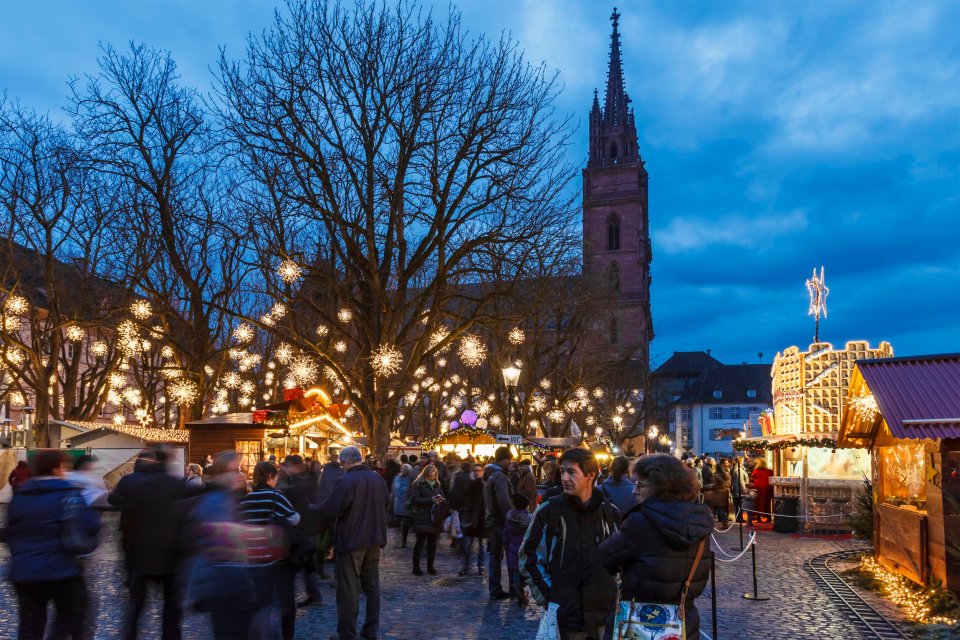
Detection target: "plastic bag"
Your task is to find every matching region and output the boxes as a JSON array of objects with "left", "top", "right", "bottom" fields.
[
  {"left": 535, "top": 602, "right": 560, "bottom": 640},
  {"left": 444, "top": 510, "right": 462, "bottom": 539}
]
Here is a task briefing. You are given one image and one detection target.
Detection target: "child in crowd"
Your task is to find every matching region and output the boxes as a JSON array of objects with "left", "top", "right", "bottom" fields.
[{"left": 503, "top": 493, "right": 534, "bottom": 606}]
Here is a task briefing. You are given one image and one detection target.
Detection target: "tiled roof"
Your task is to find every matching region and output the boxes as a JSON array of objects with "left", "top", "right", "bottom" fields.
[
  {"left": 653, "top": 351, "right": 724, "bottom": 377},
  {"left": 858, "top": 354, "right": 960, "bottom": 440},
  {"left": 678, "top": 364, "right": 773, "bottom": 405}
]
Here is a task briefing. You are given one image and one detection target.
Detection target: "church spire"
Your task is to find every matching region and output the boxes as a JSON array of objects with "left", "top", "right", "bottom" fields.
[
  {"left": 603, "top": 7, "right": 629, "bottom": 126},
  {"left": 587, "top": 7, "right": 640, "bottom": 169}
]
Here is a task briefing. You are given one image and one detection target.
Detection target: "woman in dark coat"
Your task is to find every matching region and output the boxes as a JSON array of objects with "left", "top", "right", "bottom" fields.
[
  {"left": 599, "top": 454, "right": 714, "bottom": 640},
  {"left": 702, "top": 460, "right": 732, "bottom": 523},
  {"left": 410, "top": 464, "right": 446, "bottom": 575}
]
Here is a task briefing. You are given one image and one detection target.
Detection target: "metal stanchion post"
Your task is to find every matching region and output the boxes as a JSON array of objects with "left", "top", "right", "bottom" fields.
[
  {"left": 743, "top": 538, "right": 770, "bottom": 601},
  {"left": 711, "top": 551, "right": 718, "bottom": 639}
]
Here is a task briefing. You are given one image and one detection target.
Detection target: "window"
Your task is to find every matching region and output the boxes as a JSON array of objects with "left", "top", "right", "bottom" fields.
[
  {"left": 712, "top": 389, "right": 723, "bottom": 399},
  {"left": 606, "top": 261, "right": 621, "bottom": 291},
  {"left": 681, "top": 427, "right": 691, "bottom": 444},
  {"left": 709, "top": 407, "right": 723, "bottom": 420},
  {"left": 681, "top": 408, "right": 693, "bottom": 421},
  {"left": 711, "top": 428, "right": 741, "bottom": 441},
  {"left": 235, "top": 440, "right": 262, "bottom": 477},
  {"left": 607, "top": 214, "right": 621, "bottom": 250},
  {"left": 727, "top": 407, "right": 741, "bottom": 420},
  {"left": 65, "top": 343, "right": 75, "bottom": 360},
  {"left": 746, "top": 388, "right": 758, "bottom": 398}
]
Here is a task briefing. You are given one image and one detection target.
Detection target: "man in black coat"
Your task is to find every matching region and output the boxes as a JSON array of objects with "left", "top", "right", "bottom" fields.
[
  {"left": 315, "top": 446, "right": 388, "bottom": 640},
  {"left": 483, "top": 446, "right": 516, "bottom": 599},
  {"left": 109, "top": 447, "right": 189, "bottom": 640},
  {"left": 519, "top": 448, "right": 620, "bottom": 640}
]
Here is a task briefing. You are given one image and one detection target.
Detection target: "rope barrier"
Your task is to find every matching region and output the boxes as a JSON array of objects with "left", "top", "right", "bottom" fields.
[
  {"left": 740, "top": 507, "right": 849, "bottom": 520},
  {"left": 710, "top": 532, "right": 756, "bottom": 563}
]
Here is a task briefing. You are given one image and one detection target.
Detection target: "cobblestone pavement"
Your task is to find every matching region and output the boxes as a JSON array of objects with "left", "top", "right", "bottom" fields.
[{"left": 0, "top": 513, "right": 884, "bottom": 639}]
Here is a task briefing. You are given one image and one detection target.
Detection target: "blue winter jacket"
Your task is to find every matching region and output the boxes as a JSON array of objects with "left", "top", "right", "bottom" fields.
[
  {"left": 600, "top": 476, "right": 639, "bottom": 515},
  {"left": 392, "top": 475, "right": 411, "bottom": 517},
  {"left": 1, "top": 477, "right": 101, "bottom": 582}
]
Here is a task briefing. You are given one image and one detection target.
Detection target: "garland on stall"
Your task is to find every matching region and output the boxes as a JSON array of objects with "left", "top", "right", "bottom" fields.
[
  {"left": 732, "top": 436, "right": 837, "bottom": 452},
  {"left": 421, "top": 427, "right": 494, "bottom": 447}
]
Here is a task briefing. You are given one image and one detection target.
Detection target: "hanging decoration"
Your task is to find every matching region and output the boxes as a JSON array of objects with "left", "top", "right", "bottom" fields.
[{"left": 732, "top": 436, "right": 837, "bottom": 452}]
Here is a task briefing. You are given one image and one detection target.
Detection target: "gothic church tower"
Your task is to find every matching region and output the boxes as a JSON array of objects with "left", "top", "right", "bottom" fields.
[{"left": 583, "top": 8, "right": 653, "bottom": 363}]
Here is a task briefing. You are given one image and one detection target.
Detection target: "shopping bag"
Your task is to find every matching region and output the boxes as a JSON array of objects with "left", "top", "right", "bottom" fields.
[
  {"left": 445, "top": 510, "right": 463, "bottom": 539},
  {"left": 535, "top": 602, "right": 560, "bottom": 640}
]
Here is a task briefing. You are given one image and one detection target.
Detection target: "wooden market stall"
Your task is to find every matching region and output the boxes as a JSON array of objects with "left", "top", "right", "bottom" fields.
[
  {"left": 184, "top": 412, "right": 263, "bottom": 476},
  {"left": 838, "top": 353, "right": 960, "bottom": 589}
]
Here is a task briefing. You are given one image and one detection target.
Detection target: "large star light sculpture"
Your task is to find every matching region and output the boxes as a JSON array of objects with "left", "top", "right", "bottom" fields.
[{"left": 806, "top": 266, "right": 829, "bottom": 342}]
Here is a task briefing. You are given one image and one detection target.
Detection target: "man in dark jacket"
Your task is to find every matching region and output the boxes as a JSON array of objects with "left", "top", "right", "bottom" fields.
[
  {"left": 315, "top": 446, "right": 388, "bottom": 640},
  {"left": 483, "top": 446, "right": 515, "bottom": 599},
  {"left": 109, "top": 446, "right": 189, "bottom": 640},
  {"left": 520, "top": 448, "right": 620, "bottom": 640},
  {"left": 2, "top": 449, "right": 100, "bottom": 640}
]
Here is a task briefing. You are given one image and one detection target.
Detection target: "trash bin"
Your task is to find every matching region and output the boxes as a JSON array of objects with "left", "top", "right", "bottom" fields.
[{"left": 773, "top": 496, "right": 799, "bottom": 533}]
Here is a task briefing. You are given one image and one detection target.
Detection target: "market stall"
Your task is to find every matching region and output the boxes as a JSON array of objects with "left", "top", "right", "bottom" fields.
[{"left": 838, "top": 353, "right": 960, "bottom": 589}]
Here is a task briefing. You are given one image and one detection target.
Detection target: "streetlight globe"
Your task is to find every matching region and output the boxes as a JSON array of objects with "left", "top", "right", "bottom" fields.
[{"left": 501, "top": 366, "right": 521, "bottom": 388}]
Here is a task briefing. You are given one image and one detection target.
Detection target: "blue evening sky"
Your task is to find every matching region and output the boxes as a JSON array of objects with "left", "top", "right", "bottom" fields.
[{"left": 1, "top": 0, "right": 958, "bottom": 367}]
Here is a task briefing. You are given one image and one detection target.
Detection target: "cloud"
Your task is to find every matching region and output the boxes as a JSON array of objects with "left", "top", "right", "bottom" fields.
[{"left": 656, "top": 209, "right": 808, "bottom": 253}]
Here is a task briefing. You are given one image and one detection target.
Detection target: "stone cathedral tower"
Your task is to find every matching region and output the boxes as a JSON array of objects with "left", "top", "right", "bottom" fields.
[{"left": 583, "top": 8, "right": 653, "bottom": 363}]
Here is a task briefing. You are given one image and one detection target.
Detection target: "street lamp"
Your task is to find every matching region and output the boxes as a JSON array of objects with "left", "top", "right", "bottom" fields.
[{"left": 501, "top": 366, "right": 521, "bottom": 436}]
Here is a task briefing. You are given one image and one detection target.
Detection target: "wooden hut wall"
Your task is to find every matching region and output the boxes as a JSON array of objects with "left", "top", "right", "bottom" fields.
[{"left": 187, "top": 426, "right": 265, "bottom": 469}]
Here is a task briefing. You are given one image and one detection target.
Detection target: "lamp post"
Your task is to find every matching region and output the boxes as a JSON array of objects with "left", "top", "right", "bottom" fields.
[
  {"left": 501, "top": 366, "right": 521, "bottom": 436},
  {"left": 21, "top": 406, "right": 35, "bottom": 449}
]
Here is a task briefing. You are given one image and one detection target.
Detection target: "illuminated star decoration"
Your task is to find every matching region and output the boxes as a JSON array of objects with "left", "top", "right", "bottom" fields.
[{"left": 805, "top": 266, "right": 829, "bottom": 342}]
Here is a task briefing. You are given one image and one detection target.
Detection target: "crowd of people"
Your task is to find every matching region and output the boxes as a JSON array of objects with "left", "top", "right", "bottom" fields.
[{"left": 1, "top": 444, "right": 773, "bottom": 640}]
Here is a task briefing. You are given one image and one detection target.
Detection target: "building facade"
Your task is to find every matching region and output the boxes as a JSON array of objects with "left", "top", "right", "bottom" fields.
[{"left": 582, "top": 9, "right": 653, "bottom": 363}]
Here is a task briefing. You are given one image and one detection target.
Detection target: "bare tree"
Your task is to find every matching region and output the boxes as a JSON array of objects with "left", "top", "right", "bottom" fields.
[
  {"left": 68, "top": 43, "right": 250, "bottom": 425},
  {"left": 216, "top": 0, "right": 579, "bottom": 454}
]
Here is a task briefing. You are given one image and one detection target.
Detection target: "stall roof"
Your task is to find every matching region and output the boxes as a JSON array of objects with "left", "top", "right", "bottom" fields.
[
  {"left": 56, "top": 420, "right": 189, "bottom": 444},
  {"left": 527, "top": 437, "right": 584, "bottom": 450},
  {"left": 185, "top": 413, "right": 253, "bottom": 427},
  {"left": 839, "top": 354, "right": 960, "bottom": 446},
  {"left": 860, "top": 354, "right": 960, "bottom": 440}
]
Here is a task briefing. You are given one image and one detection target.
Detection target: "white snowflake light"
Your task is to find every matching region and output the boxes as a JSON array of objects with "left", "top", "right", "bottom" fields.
[
  {"left": 276, "top": 343, "right": 294, "bottom": 364},
  {"left": 8, "top": 391, "right": 25, "bottom": 406},
  {"left": 530, "top": 396, "right": 547, "bottom": 413},
  {"left": 290, "top": 355, "right": 319, "bottom": 385},
  {"left": 130, "top": 300, "right": 152, "bottom": 320},
  {"left": 222, "top": 371, "right": 241, "bottom": 389},
  {"left": 90, "top": 341, "right": 108, "bottom": 358},
  {"left": 4, "top": 295, "right": 28, "bottom": 316},
  {"left": 109, "top": 373, "right": 126, "bottom": 389},
  {"left": 430, "top": 328, "right": 450, "bottom": 352},
  {"left": 476, "top": 400, "right": 491, "bottom": 416},
  {"left": 337, "top": 308, "right": 353, "bottom": 323},
  {"left": 4, "top": 316, "right": 19, "bottom": 331},
  {"left": 117, "top": 320, "right": 138, "bottom": 341},
  {"left": 334, "top": 340, "right": 348, "bottom": 354},
  {"left": 278, "top": 260, "right": 302, "bottom": 283},
  {"left": 65, "top": 325, "right": 84, "bottom": 342},
  {"left": 270, "top": 302, "right": 288, "bottom": 319},
  {"left": 508, "top": 327, "right": 525, "bottom": 345},
  {"left": 229, "top": 348, "right": 244, "bottom": 361},
  {"left": 850, "top": 392, "right": 880, "bottom": 422},
  {"left": 260, "top": 314, "right": 275, "bottom": 327},
  {"left": 437, "top": 358, "right": 447, "bottom": 368},
  {"left": 107, "top": 390, "right": 122, "bottom": 405},
  {"left": 586, "top": 416, "right": 597, "bottom": 426},
  {"left": 240, "top": 381, "right": 256, "bottom": 396},
  {"left": 458, "top": 335, "right": 486, "bottom": 367},
  {"left": 547, "top": 408, "right": 565, "bottom": 423},
  {"left": 539, "top": 378, "right": 551, "bottom": 390},
  {"left": 593, "top": 387, "right": 604, "bottom": 399},
  {"left": 161, "top": 345, "right": 175, "bottom": 359},
  {"left": 316, "top": 324, "right": 329, "bottom": 338},
  {"left": 489, "top": 415, "right": 502, "bottom": 427},
  {"left": 122, "top": 387, "right": 142, "bottom": 406},
  {"left": 113, "top": 415, "right": 125, "bottom": 425},
  {"left": 161, "top": 367, "right": 182, "bottom": 380},
  {"left": 233, "top": 324, "right": 254, "bottom": 344},
  {"left": 371, "top": 344, "right": 402, "bottom": 377},
  {"left": 239, "top": 353, "right": 261, "bottom": 372},
  {"left": 169, "top": 380, "right": 200, "bottom": 404}
]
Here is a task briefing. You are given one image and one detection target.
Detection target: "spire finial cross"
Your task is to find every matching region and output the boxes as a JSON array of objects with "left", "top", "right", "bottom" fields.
[{"left": 611, "top": 7, "right": 620, "bottom": 29}]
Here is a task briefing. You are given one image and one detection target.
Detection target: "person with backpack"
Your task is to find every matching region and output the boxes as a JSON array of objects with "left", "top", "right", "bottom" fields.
[
  {"left": 2, "top": 449, "right": 100, "bottom": 639},
  {"left": 520, "top": 447, "right": 621, "bottom": 640},
  {"left": 409, "top": 464, "right": 447, "bottom": 575}
]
